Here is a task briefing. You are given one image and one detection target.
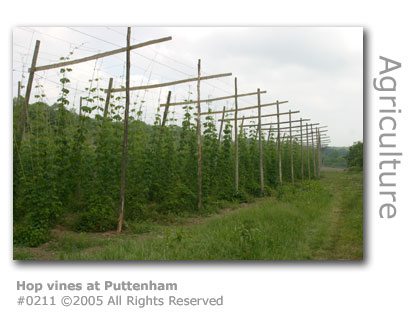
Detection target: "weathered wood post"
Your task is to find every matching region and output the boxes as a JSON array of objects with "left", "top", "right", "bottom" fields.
[
  {"left": 218, "top": 106, "right": 226, "bottom": 145},
  {"left": 311, "top": 123, "right": 316, "bottom": 178},
  {"left": 16, "top": 40, "right": 40, "bottom": 149},
  {"left": 161, "top": 91, "right": 172, "bottom": 127},
  {"left": 257, "top": 89, "right": 264, "bottom": 195},
  {"left": 234, "top": 77, "right": 239, "bottom": 192},
  {"left": 267, "top": 124, "right": 272, "bottom": 142},
  {"left": 17, "top": 81, "right": 21, "bottom": 105},
  {"left": 79, "top": 97, "right": 84, "bottom": 117},
  {"left": 276, "top": 101, "right": 282, "bottom": 185},
  {"left": 103, "top": 78, "right": 113, "bottom": 122},
  {"left": 319, "top": 132, "right": 322, "bottom": 175},
  {"left": 306, "top": 123, "right": 311, "bottom": 180},
  {"left": 117, "top": 27, "right": 131, "bottom": 234},
  {"left": 197, "top": 59, "right": 202, "bottom": 209},
  {"left": 316, "top": 127, "right": 321, "bottom": 177},
  {"left": 289, "top": 110, "right": 294, "bottom": 184},
  {"left": 300, "top": 118, "right": 304, "bottom": 181}
]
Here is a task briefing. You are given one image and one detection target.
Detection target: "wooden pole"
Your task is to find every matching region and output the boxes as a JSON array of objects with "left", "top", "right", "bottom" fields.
[
  {"left": 160, "top": 90, "right": 267, "bottom": 107},
  {"left": 103, "top": 78, "right": 113, "bottom": 122},
  {"left": 17, "top": 81, "right": 21, "bottom": 105},
  {"left": 246, "top": 118, "right": 310, "bottom": 128},
  {"left": 203, "top": 100, "right": 288, "bottom": 116},
  {"left": 311, "top": 123, "right": 316, "bottom": 178},
  {"left": 79, "top": 97, "right": 83, "bottom": 117},
  {"left": 269, "top": 122, "right": 320, "bottom": 131},
  {"left": 197, "top": 59, "right": 202, "bottom": 210},
  {"left": 289, "top": 110, "right": 294, "bottom": 184},
  {"left": 319, "top": 134, "right": 322, "bottom": 177},
  {"left": 222, "top": 109, "right": 300, "bottom": 121},
  {"left": 300, "top": 119, "right": 304, "bottom": 181},
  {"left": 234, "top": 77, "right": 239, "bottom": 192},
  {"left": 117, "top": 27, "right": 131, "bottom": 234},
  {"left": 257, "top": 89, "right": 264, "bottom": 195},
  {"left": 306, "top": 123, "right": 311, "bottom": 180},
  {"left": 110, "top": 73, "right": 232, "bottom": 93},
  {"left": 316, "top": 128, "right": 321, "bottom": 178},
  {"left": 267, "top": 125, "right": 272, "bottom": 142},
  {"left": 218, "top": 106, "right": 226, "bottom": 145},
  {"left": 276, "top": 100, "right": 282, "bottom": 185},
  {"left": 16, "top": 40, "right": 40, "bottom": 149},
  {"left": 161, "top": 91, "right": 172, "bottom": 127},
  {"left": 240, "top": 116, "right": 245, "bottom": 135},
  {"left": 32, "top": 36, "right": 172, "bottom": 73}
]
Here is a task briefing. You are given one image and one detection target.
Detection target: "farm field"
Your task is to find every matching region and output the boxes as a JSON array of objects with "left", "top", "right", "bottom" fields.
[
  {"left": 12, "top": 27, "right": 363, "bottom": 261},
  {"left": 14, "top": 169, "right": 363, "bottom": 260}
]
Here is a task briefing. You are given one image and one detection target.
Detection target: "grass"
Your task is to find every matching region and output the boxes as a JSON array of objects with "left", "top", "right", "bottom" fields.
[{"left": 13, "top": 169, "right": 363, "bottom": 260}]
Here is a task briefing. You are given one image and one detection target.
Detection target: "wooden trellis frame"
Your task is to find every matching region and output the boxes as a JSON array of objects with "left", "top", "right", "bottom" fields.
[
  {"left": 221, "top": 110, "right": 299, "bottom": 122},
  {"left": 159, "top": 90, "right": 267, "bottom": 107},
  {"left": 202, "top": 100, "right": 288, "bottom": 116},
  {"left": 109, "top": 73, "right": 232, "bottom": 93},
  {"left": 16, "top": 29, "right": 333, "bottom": 228},
  {"left": 247, "top": 118, "right": 310, "bottom": 128},
  {"left": 117, "top": 28, "right": 132, "bottom": 233},
  {"left": 16, "top": 35, "right": 173, "bottom": 149}
]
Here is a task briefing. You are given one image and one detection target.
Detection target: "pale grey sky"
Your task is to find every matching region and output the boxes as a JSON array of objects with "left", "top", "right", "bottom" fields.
[{"left": 13, "top": 27, "right": 363, "bottom": 146}]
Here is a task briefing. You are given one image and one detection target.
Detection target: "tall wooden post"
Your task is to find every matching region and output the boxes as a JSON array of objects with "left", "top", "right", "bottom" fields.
[
  {"left": 239, "top": 116, "right": 245, "bottom": 135},
  {"left": 319, "top": 128, "right": 322, "bottom": 177},
  {"left": 103, "top": 78, "right": 113, "bottom": 122},
  {"left": 117, "top": 27, "right": 131, "bottom": 233},
  {"left": 289, "top": 110, "right": 294, "bottom": 184},
  {"left": 197, "top": 59, "right": 202, "bottom": 209},
  {"left": 218, "top": 106, "right": 226, "bottom": 144},
  {"left": 16, "top": 40, "right": 40, "bottom": 149},
  {"left": 306, "top": 123, "right": 311, "bottom": 180},
  {"left": 17, "top": 81, "right": 21, "bottom": 105},
  {"left": 267, "top": 124, "right": 272, "bottom": 142},
  {"left": 79, "top": 97, "right": 84, "bottom": 117},
  {"left": 300, "top": 119, "right": 304, "bottom": 180},
  {"left": 276, "top": 101, "right": 282, "bottom": 185},
  {"left": 234, "top": 77, "right": 239, "bottom": 192},
  {"left": 257, "top": 89, "right": 264, "bottom": 195},
  {"left": 316, "top": 127, "right": 321, "bottom": 177},
  {"left": 161, "top": 91, "right": 172, "bottom": 127},
  {"left": 311, "top": 123, "right": 316, "bottom": 178}
]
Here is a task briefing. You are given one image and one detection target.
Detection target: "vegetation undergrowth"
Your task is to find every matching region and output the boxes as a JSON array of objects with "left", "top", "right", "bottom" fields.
[
  {"left": 13, "top": 170, "right": 362, "bottom": 260},
  {"left": 14, "top": 79, "right": 317, "bottom": 247}
]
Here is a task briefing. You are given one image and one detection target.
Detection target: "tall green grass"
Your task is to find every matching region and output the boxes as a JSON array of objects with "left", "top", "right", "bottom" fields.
[
  {"left": 60, "top": 181, "right": 335, "bottom": 260},
  {"left": 15, "top": 170, "right": 363, "bottom": 260}
]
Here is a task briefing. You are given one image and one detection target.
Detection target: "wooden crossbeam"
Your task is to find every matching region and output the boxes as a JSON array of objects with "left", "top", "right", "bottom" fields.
[
  {"left": 276, "top": 128, "right": 328, "bottom": 135},
  {"left": 109, "top": 73, "right": 232, "bottom": 93},
  {"left": 269, "top": 123, "right": 320, "bottom": 131},
  {"left": 292, "top": 134, "right": 329, "bottom": 140},
  {"left": 287, "top": 129, "right": 328, "bottom": 136},
  {"left": 283, "top": 134, "right": 329, "bottom": 141},
  {"left": 221, "top": 110, "right": 299, "bottom": 122},
  {"left": 31, "top": 36, "right": 172, "bottom": 72},
  {"left": 250, "top": 118, "right": 311, "bottom": 128},
  {"left": 159, "top": 90, "right": 267, "bottom": 107},
  {"left": 200, "top": 100, "right": 288, "bottom": 116}
]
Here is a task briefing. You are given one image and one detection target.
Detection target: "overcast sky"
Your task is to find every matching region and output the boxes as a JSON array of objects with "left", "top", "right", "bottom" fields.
[{"left": 13, "top": 27, "right": 363, "bottom": 146}]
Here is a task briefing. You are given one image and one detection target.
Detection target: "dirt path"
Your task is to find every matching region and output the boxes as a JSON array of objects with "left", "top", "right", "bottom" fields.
[{"left": 312, "top": 169, "right": 363, "bottom": 260}]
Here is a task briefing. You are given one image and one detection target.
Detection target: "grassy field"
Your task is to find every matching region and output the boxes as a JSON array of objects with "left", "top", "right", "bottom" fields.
[{"left": 13, "top": 169, "right": 363, "bottom": 260}]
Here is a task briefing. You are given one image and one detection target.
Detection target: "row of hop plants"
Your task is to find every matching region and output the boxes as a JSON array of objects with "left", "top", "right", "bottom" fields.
[{"left": 13, "top": 62, "right": 319, "bottom": 247}]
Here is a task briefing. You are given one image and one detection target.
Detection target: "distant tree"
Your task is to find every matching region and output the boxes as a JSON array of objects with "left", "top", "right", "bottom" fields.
[
  {"left": 346, "top": 141, "right": 363, "bottom": 169},
  {"left": 321, "top": 147, "right": 348, "bottom": 168}
]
